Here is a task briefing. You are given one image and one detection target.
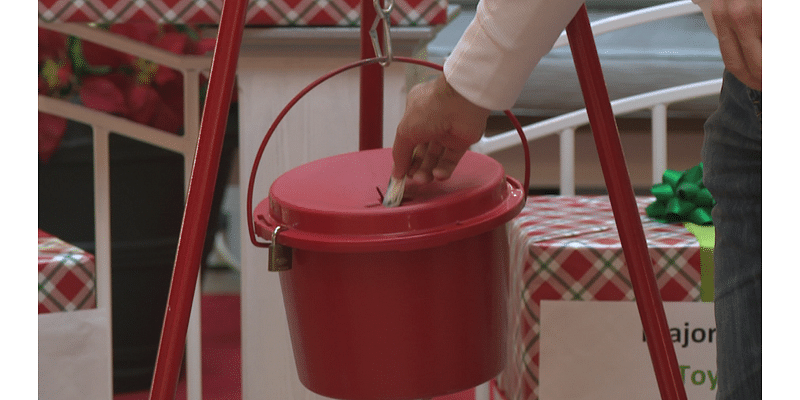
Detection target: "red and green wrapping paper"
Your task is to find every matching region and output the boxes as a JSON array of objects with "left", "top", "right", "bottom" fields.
[
  {"left": 38, "top": 230, "right": 97, "bottom": 314},
  {"left": 38, "top": 0, "right": 448, "bottom": 26},
  {"left": 496, "top": 196, "right": 703, "bottom": 400}
]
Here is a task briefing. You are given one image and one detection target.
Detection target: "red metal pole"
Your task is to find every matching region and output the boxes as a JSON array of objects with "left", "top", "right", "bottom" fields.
[
  {"left": 360, "top": 0, "right": 384, "bottom": 150},
  {"left": 148, "top": 0, "right": 248, "bottom": 398},
  {"left": 565, "top": 6, "right": 687, "bottom": 400}
]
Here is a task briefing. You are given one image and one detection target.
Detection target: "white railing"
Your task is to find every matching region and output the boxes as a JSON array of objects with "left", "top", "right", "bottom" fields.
[
  {"left": 471, "top": 0, "right": 721, "bottom": 195},
  {"left": 38, "top": 21, "right": 212, "bottom": 400}
]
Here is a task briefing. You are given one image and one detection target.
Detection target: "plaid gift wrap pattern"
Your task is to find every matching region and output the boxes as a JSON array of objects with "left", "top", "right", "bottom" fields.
[
  {"left": 496, "top": 196, "right": 702, "bottom": 400},
  {"left": 38, "top": 0, "right": 447, "bottom": 26},
  {"left": 38, "top": 230, "right": 97, "bottom": 314}
]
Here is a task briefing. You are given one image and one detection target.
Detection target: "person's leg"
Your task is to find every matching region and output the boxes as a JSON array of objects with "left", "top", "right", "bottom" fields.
[{"left": 702, "top": 70, "right": 762, "bottom": 400}]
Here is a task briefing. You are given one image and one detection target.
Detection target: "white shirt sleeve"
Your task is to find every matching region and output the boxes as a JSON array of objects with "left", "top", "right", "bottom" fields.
[{"left": 443, "top": 0, "right": 586, "bottom": 111}]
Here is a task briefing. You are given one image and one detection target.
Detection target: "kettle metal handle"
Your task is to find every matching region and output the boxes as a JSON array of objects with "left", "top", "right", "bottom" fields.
[{"left": 246, "top": 57, "right": 532, "bottom": 271}]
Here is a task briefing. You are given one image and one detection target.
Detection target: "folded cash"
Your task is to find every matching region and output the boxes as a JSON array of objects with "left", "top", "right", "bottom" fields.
[{"left": 383, "top": 176, "right": 406, "bottom": 207}]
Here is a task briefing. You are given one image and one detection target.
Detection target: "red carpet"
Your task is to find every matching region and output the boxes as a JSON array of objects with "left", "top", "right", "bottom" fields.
[{"left": 113, "top": 294, "right": 475, "bottom": 400}]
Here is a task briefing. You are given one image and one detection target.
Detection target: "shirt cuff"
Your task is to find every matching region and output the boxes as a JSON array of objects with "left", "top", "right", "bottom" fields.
[{"left": 443, "top": 0, "right": 585, "bottom": 110}]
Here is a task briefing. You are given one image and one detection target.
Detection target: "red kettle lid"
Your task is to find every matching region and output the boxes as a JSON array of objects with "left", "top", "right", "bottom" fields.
[{"left": 253, "top": 148, "right": 524, "bottom": 252}]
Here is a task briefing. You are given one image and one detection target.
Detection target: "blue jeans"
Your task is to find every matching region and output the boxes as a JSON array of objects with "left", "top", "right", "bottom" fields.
[{"left": 702, "top": 70, "right": 762, "bottom": 400}]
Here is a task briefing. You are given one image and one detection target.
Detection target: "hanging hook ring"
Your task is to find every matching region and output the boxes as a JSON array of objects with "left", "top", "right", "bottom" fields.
[
  {"left": 370, "top": 0, "right": 394, "bottom": 66},
  {"left": 374, "top": 0, "right": 393, "bottom": 15}
]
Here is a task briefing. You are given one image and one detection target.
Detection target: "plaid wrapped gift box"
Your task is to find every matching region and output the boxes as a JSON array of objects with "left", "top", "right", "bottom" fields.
[
  {"left": 496, "top": 196, "right": 702, "bottom": 400},
  {"left": 38, "top": 0, "right": 448, "bottom": 26},
  {"left": 38, "top": 230, "right": 97, "bottom": 314}
]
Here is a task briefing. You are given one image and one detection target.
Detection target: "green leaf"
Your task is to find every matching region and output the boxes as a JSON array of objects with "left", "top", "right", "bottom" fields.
[
  {"left": 66, "top": 36, "right": 87, "bottom": 77},
  {"left": 174, "top": 25, "right": 200, "bottom": 41}
]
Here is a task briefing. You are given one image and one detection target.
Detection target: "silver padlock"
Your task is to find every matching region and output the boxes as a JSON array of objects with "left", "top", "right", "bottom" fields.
[{"left": 268, "top": 226, "right": 292, "bottom": 272}]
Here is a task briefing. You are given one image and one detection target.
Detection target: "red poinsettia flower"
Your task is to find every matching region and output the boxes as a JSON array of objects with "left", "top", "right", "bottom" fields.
[
  {"left": 81, "top": 39, "right": 128, "bottom": 70},
  {"left": 191, "top": 38, "right": 216, "bottom": 55},
  {"left": 39, "top": 76, "right": 48, "bottom": 94},
  {"left": 150, "top": 97, "right": 184, "bottom": 134},
  {"left": 78, "top": 73, "right": 131, "bottom": 115},
  {"left": 126, "top": 83, "right": 161, "bottom": 126},
  {"left": 38, "top": 112, "right": 68, "bottom": 163},
  {"left": 38, "top": 23, "right": 217, "bottom": 163},
  {"left": 151, "top": 79, "right": 185, "bottom": 134},
  {"left": 40, "top": 59, "right": 73, "bottom": 93},
  {"left": 125, "top": 82, "right": 181, "bottom": 134},
  {"left": 38, "top": 28, "right": 67, "bottom": 63}
]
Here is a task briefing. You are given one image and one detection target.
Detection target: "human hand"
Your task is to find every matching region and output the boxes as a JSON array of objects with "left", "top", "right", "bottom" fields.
[
  {"left": 391, "top": 73, "right": 492, "bottom": 183},
  {"left": 712, "top": 0, "right": 762, "bottom": 90}
]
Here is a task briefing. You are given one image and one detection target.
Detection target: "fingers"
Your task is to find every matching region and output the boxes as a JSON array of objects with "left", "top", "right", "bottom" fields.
[
  {"left": 713, "top": 0, "right": 762, "bottom": 90},
  {"left": 391, "top": 137, "right": 417, "bottom": 180},
  {"left": 391, "top": 73, "right": 492, "bottom": 182},
  {"left": 391, "top": 82, "right": 438, "bottom": 180},
  {"left": 411, "top": 142, "right": 445, "bottom": 184},
  {"left": 399, "top": 141, "right": 469, "bottom": 184},
  {"left": 432, "top": 147, "right": 468, "bottom": 181},
  {"left": 394, "top": 142, "right": 472, "bottom": 184}
]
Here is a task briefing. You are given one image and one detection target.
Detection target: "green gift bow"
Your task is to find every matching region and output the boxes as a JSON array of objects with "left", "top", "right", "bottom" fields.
[{"left": 645, "top": 163, "right": 715, "bottom": 226}]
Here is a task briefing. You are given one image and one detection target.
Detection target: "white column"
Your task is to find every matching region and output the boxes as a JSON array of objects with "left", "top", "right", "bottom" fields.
[
  {"left": 92, "top": 127, "right": 114, "bottom": 400},
  {"left": 558, "top": 128, "right": 576, "bottom": 196},
  {"left": 651, "top": 103, "right": 668, "bottom": 184}
]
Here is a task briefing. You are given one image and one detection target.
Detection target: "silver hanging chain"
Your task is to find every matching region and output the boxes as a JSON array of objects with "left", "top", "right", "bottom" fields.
[{"left": 369, "top": 0, "right": 394, "bottom": 67}]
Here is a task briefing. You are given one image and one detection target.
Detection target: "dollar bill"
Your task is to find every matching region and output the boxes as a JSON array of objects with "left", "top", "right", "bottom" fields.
[{"left": 383, "top": 176, "right": 406, "bottom": 207}]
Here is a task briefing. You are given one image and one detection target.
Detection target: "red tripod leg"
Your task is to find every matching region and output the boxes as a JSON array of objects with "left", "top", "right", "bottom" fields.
[
  {"left": 148, "top": 0, "right": 249, "bottom": 398},
  {"left": 565, "top": 5, "right": 687, "bottom": 400}
]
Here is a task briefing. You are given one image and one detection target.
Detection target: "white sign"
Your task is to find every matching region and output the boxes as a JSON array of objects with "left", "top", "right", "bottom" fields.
[
  {"left": 539, "top": 301, "right": 717, "bottom": 400},
  {"left": 39, "top": 309, "right": 112, "bottom": 400}
]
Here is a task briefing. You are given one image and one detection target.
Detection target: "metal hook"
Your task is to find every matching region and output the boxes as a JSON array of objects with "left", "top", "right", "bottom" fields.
[
  {"left": 369, "top": 0, "right": 394, "bottom": 66},
  {"left": 268, "top": 226, "right": 293, "bottom": 271},
  {"left": 374, "top": 0, "right": 393, "bottom": 15}
]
